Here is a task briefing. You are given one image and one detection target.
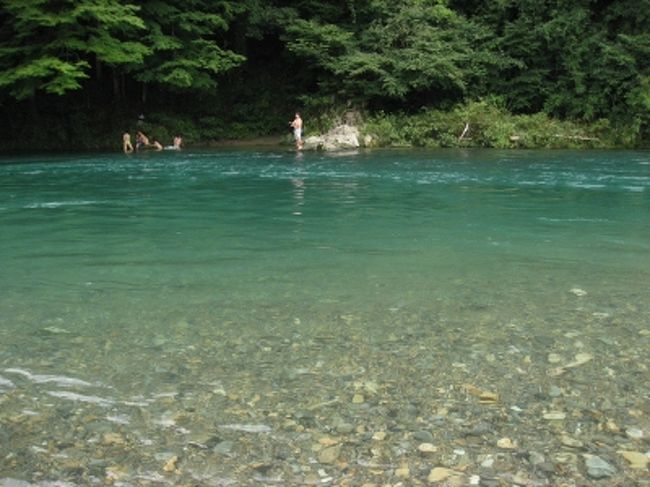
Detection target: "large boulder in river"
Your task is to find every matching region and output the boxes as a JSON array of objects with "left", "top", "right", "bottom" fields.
[{"left": 303, "top": 124, "right": 360, "bottom": 151}]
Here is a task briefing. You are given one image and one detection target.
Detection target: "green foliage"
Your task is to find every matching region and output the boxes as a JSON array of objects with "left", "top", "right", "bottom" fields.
[
  {"left": 285, "top": 20, "right": 353, "bottom": 65},
  {"left": 0, "top": 0, "right": 648, "bottom": 149},
  {"left": 285, "top": 0, "right": 474, "bottom": 105},
  {"left": 141, "top": 113, "right": 200, "bottom": 141},
  {"left": 465, "top": 0, "right": 650, "bottom": 126},
  {"left": 136, "top": 40, "right": 244, "bottom": 89},
  {"left": 0, "top": 0, "right": 247, "bottom": 100},
  {"left": 0, "top": 0, "right": 148, "bottom": 99},
  {"left": 0, "top": 57, "right": 90, "bottom": 98},
  {"left": 132, "top": 0, "right": 246, "bottom": 90},
  {"left": 362, "top": 101, "right": 632, "bottom": 149}
]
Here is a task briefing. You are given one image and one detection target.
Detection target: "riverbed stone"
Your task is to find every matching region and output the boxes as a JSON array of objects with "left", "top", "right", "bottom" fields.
[
  {"left": 617, "top": 450, "right": 648, "bottom": 469},
  {"left": 318, "top": 445, "right": 341, "bottom": 464},
  {"left": 418, "top": 442, "right": 438, "bottom": 454},
  {"left": 413, "top": 430, "right": 434, "bottom": 443},
  {"left": 625, "top": 427, "right": 644, "bottom": 439},
  {"left": 427, "top": 467, "right": 457, "bottom": 482},
  {"left": 213, "top": 440, "right": 234, "bottom": 455},
  {"left": 584, "top": 454, "right": 617, "bottom": 479},
  {"left": 560, "top": 435, "right": 583, "bottom": 449}
]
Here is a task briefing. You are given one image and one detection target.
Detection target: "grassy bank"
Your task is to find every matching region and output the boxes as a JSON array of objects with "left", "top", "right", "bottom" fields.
[{"left": 359, "top": 101, "right": 647, "bottom": 150}]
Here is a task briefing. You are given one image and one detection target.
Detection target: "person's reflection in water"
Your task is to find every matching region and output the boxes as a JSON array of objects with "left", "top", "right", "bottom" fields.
[{"left": 291, "top": 178, "right": 305, "bottom": 216}]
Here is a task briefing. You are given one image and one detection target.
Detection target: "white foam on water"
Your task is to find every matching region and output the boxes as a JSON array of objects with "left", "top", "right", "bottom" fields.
[
  {"left": 567, "top": 183, "right": 606, "bottom": 189},
  {"left": 538, "top": 217, "right": 608, "bottom": 223},
  {"left": 153, "top": 417, "right": 176, "bottom": 428},
  {"left": 36, "top": 481, "right": 78, "bottom": 487},
  {"left": 45, "top": 390, "right": 114, "bottom": 407},
  {"left": 218, "top": 423, "right": 272, "bottom": 433},
  {"left": 132, "top": 473, "right": 168, "bottom": 483},
  {"left": 4, "top": 368, "right": 97, "bottom": 388},
  {"left": 122, "top": 400, "right": 151, "bottom": 407},
  {"left": 0, "top": 479, "right": 78, "bottom": 487},
  {"left": 106, "top": 414, "right": 130, "bottom": 425},
  {"left": 152, "top": 391, "right": 177, "bottom": 399},
  {"left": 23, "top": 200, "right": 104, "bottom": 209}
]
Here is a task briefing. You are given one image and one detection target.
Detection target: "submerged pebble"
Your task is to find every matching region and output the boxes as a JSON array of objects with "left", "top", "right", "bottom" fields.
[
  {"left": 584, "top": 454, "right": 617, "bottom": 479},
  {"left": 0, "top": 284, "right": 647, "bottom": 486},
  {"left": 625, "top": 427, "right": 644, "bottom": 439}
]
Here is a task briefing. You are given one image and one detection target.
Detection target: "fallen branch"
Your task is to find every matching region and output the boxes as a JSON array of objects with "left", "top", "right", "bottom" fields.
[{"left": 458, "top": 122, "right": 470, "bottom": 141}]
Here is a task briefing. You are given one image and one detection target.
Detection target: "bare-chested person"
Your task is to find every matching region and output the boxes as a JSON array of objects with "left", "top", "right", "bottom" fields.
[
  {"left": 289, "top": 113, "right": 303, "bottom": 150},
  {"left": 122, "top": 132, "right": 134, "bottom": 153},
  {"left": 136, "top": 131, "right": 164, "bottom": 151},
  {"left": 135, "top": 131, "right": 149, "bottom": 151}
]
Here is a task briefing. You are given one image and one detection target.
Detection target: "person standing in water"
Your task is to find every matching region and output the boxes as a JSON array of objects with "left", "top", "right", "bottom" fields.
[
  {"left": 122, "top": 132, "right": 134, "bottom": 153},
  {"left": 164, "top": 135, "right": 183, "bottom": 150},
  {"left": 289, "top": 112, "right": 303, "bottom": 150},
  {"left": 135, "top": 131, "right": 149, "bottom": 151}
]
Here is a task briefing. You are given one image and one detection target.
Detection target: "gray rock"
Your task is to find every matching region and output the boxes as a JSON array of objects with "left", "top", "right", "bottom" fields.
[
  {"left": 463, "top": 422, "right": 491, "bottom": 437},
  {"left": 335, "top": 422, "right": 354, "bottom": 434},
  {"left": 303, "top": 124, "right": 360, "bottom": 151},
  {"left": 363, "top": 134, "right": 376, "bottom": 147},
  {"left": 318, "top": 445, "right": 341, "bottom": 464},
  {"left": 538, "top": 462, "right": 556, "bottom": 475},
  {"left": 214, "top": 440, "right": 235, "bottom": 455},
  {"left": 584, "top": 455, "right": 617, "bottom": 479},
  {"left": 529, "top": 451, "right": 546, "bottom": 466},
  {"left": 413, "top": 430, "right": 434, "bottom": 443}
]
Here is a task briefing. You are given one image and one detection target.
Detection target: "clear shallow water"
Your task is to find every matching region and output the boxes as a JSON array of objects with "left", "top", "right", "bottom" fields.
[{"left": 0, "top": 149, "right": 649, "bottom": 484}]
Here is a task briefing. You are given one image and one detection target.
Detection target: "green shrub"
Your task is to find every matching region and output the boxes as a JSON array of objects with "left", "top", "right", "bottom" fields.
[{"left": 358, "top": 100, "right": 638, "bottom": 149}]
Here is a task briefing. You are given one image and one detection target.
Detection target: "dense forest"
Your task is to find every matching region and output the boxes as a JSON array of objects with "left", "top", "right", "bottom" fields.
[{"left": 0, "top": 0, "right": 648, "bottom": 150}]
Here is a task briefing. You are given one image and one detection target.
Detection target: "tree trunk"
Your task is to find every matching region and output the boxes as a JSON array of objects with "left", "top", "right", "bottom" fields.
[
  {"left": 96, "top": 56, "right": 102, "bottom": 80},
  {"left": 113, "top": 69, "right": 120, "bottom": 100},
  {"left": 29, "top": 91, "right": 39, "bottom": 126}
]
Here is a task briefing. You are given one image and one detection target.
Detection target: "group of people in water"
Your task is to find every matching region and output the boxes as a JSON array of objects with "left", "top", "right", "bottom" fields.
[
  {"left": 122, "top": 131, "right": 182, "bottom": 154},
  {"left": 122, "top": 112, "right": 302, "bottom": 153}
]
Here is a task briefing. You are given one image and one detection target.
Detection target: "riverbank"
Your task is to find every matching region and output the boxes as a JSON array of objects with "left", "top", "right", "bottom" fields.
[
  {"left": 358, "top": 102, "right": 647, "bottom": 150},
  {"left": 175, "top": 102, "right": 649, "bottom": 152},
  {"left": 0, "top": 100, "right": 646, "bottom": 154}
]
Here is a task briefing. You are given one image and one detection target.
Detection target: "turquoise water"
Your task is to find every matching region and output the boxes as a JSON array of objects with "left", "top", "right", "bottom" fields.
[{"left": 1, "top": 149, "right": 649, "bottom": 484}]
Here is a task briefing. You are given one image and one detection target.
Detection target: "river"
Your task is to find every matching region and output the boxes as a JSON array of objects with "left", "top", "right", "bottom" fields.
[{"left": 0, "top": 149, "right": 648, "bottom": 485}]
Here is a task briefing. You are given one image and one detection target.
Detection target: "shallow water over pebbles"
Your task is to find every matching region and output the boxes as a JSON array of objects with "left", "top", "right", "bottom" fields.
[{"left": 0, "top": 149, "right": 649, "bottom": 485}]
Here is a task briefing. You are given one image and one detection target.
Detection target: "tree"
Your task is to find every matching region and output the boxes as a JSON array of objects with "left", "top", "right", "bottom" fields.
[
  {"left": 284, "top": 0, "right": 477, "bottom": 109},
  {"left": 459, "top": 0, "right": 650, "bottom": 125},
  {"left": 130, "top": 0, "right": 246, "bottom": 99},
  {"left": 0, "top": 0, "right": 148, "bottom": 100}
]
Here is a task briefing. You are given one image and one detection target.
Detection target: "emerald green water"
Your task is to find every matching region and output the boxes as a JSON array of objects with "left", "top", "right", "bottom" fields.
[{"left": 0, "top": 149, "right": 648, "bottom": 484}]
